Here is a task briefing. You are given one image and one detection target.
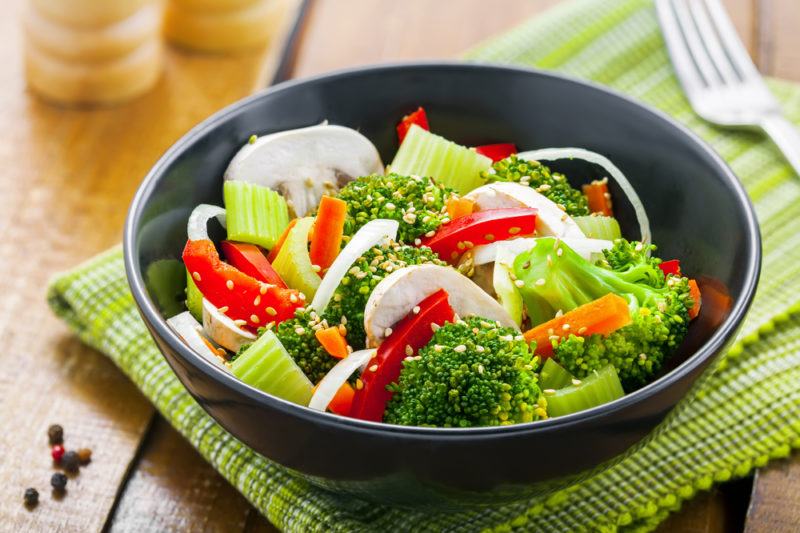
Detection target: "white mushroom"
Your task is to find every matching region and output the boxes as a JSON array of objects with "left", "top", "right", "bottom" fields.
[
  {"left": 363, "top": 264, "right": 519, "bottom": 347},
  {"left": 465, "top": 182, "right": 585, "bottom": 239},
  {"left": 167, "top": 311, "right": 229, "bottom": 371},
  {"left": 224, "top": 124, "right": 383, "bottom": 216},
  {"left": 201, "top": 298, "right": 256, "bottom": 352}
]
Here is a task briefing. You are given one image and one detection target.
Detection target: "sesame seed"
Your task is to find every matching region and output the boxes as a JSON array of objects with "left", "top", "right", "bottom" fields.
[
  {"left": 333, "top": 294, "right": 342, "bottom": 302},
  {"left": 425, "top": 230, "right": 436, "bottom": 237},
  {"left": 253, "top": 296, "right": 261, "bottom": 306},
  {"left": 639, "top": 353, "right": 647, "bottom": 360},
  {"left": 340, "top": 316, "right": 347, "bottom": 325},
  {"left": 385, "top": 202, "right": 396, "bottom": 211},
  {"left": 218, "top": 306, "right": 229, "bottom": 313},
  {"left": 547, "top": 328, "right": 554, "bottom": 336},
  {"left": 411, "top": 305, "right": 421, "bottom": 315},
  {"left": 454, "top": 345, "right": 467, "bottom": 353},
  {"left": 299, "top": 293, "right": 306, "bottom": 301},
  {"left": 484, "top": 233, "right": 495, "bottom": 241},
  {"left": 192, "top": 271, "right": 201, "bottom": 282},
  {"left": 431, "top": 323, "right": 441, "bottom": 332},
  {"left": 476, "top": 345, "right": 485, "bottom": 352},
  {"left": 338, "top": 324, "right": 347, "bottom": 336},
  {"left": 250, "top": 314, "right": 259, "bottom": 323},
  {"left": 547, "top": 255, "right": 553, "bottom": 266},
  {"left": 578, "top": 326, "right": 588, "bottom": 334},
  {"left": 514, "top": 279, "right": 525, "bottom": 288},
  {"left": 304, "top": 177, "right": 314, "bottom": 188},
  {"left": 571, "top": 378, "right": 582, "bottom": 386},
  {"left": 233, "top": 319, "right": 247, "bottom": 326},
  {"left": 356, "top": 379, "right": 364, "bottom": 390},
  {"left": 535, "top": 278, "right": 546, "bottom": 286},
  {"left": 508, "top": 227, "right": 521, "bottom": 235},
  {"left": 544, "top": 388, "right": 556, "bottom": 395},
  {"left": 434, "top": 344, "right": 443, "bottom": 352},
  {"left": 226, "top": 280, "right": 234, "bottom": 290},
  {"left": 557, "top": 248, "right": 563, "bottom": 257},
  {"left": 405, "top": 345, "right": 413, "bottom": 356},
  {"left": 265, "top": 321, "right": 275, "bottom": 330},
  {"left": 457, "top": 241, "right": 466, "bottom": 251},
  {"left": 266, "top": 307, "right": 277, "bottom": 316},
  {"left": 477, "top": 364, "right": 484, "bottom": 374},
  {"left": 248, "top": 134, "right": 257, "bottom": 144},
  {"left": 369, "top": 364, "right": 378, "bottom": 372},
  {"left": 562, "top": 324, "right": 570, "bottom": 331},
  {"left": 414, "top": 238, "right": 422, "bottom": 246},
  {"left": 295, "top": 327, "right": 305, "bottom": 335},
  {"left": 635, "top": 242, "right": 644, "bottom": 252},
  {"left": 290, "top": 294, "right": 298, "bottom": 303},
  {"left": 260, "top": 284, "right": 268, "bottom": 295}
]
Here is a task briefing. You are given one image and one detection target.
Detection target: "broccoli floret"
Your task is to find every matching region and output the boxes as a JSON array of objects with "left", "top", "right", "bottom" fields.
[
  {"left": 324, "top": 241, "right": 444, "bottom": 348},
  {"left": 274, "top": 308, "right": 337, "bottom": 383},
  {"left": 513, "top": 237, "right": 692, "bottom": 391},
  {"left": 481, "top": 155, "right": 589, "bottom": 216},
  {"left": 599, "top": 239, "right": 665, "bottom": 288},
  {"left": 384, "top": 317, "right": 545, "bottom": 427},
  {"left": 336, "top": 173, "right": 452, "bottom": 244}
]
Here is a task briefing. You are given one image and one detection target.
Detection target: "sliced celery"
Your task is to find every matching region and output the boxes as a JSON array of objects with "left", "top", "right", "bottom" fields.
[
  {"left": 539, "top": 358, "right": 574, "bottom": 390},
  {"left": 232, "top": 330, "right": 314, "bottom": 405},
  {"left": 545, "top": 365, "right": 624, "bottom": 417},
  {"left": 493, "top": 248, "right": 523, "bottom": 326},
  {"left": 185, "top": 269, "right": 203, "bottom": 321},
  {"left": 272, "top": 217, "right": 320, "bottom": 299},
  {"left": 224, "top": 180, "right": 290, "bottom": 249},
  {"left": 573, "top": 215, "right": 622, "bottom": 241},
  {"left": 390, "top": 125, "right": 492, "bottom": 194}
]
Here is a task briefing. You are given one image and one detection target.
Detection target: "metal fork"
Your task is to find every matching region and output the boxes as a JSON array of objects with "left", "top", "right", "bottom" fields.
[{"left": 656, "top": 0, "right": 800, "bottom": 176}]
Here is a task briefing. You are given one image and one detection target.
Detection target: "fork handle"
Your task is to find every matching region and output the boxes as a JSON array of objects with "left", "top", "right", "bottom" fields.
[{"left": 760, "top": 114, "right": 800, "bottom": 177}]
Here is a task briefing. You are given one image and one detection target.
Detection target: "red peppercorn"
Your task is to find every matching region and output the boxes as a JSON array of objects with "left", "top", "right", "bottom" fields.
[{"left": 51, "top": 444, "right": 65, "bottom": 463}]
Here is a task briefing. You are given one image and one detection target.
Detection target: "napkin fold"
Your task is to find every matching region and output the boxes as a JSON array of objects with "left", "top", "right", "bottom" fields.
[{"left": 49, "top": 0, "right": 800, "bottom": 531}]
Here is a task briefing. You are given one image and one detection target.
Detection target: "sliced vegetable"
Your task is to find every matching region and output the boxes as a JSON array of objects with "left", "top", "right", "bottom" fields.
[
  {"left": 266, "top": 218, "right": 297, "bottom": 262},
  {"left": 545, "top": 365, "right": 624, "bottom": 417},
  {"left": 202, "top": 298, "right": 256, "bottom": 352},
  {"left": 396, "top": 107, "right": 429, "bottom": 143},
  {"left": 659, "top": 259, "right": 682, "bottom": 277},
  {"left": 688, "top": 279, "right": 702, "bottom": 319},
  {"left": 325, "top": 382, "right": 356, "bottom": 415},
  {"left": 272, "top": 217, "right": 320, "bottom": 299},
  {"left": 474, "top": 143, "right": 517, "bottom": 162},
  {"left": 471, "top": 237, "right": 612, "bottom": 266},
  {"left": 220, "top": 241, "right": 286, "bottom": 288},
  {"left": 518, "top": 148, "right": 651, "bottom": 245},
  {"left": 309, "top": 195, "right": 348, "bottom": 273},
  {"left": 183, "top": 239, "right": 302, "bottom": 332},
  {"left": 315, "top": 326, "right": 349, "bottom": 359},
  {"left": 350, "top": 289, "right": 455, "bottom": 422},
  {"left": 421, "top": 207, "right": 537, "bottom": 264},
  {"left": 582, "top": 178, "right": 614, "bottom": 216},
  {"left": 523, "top": 293, "right": 632, "bottom": 357},
  {"left": 223, "top": 180, "right": 290, "bottom": 249},
  {"left": 363, "top": 264, "right": 519, "bottom": 347},
  {"left": 187, "top": 204, "right": 226, "bottom": 241},
  {"left": 309, "top": 219, "right": 399, "bottom": 313},
  {"left": 186, "top": 269, "right": 204, "bottom": 321},
  {"left": 231, "top": 329, "right": 314, "bottom": 405},
  {"left": 539, "top": 358, "right": 574, "bottom": 390},
  {"left": 167, "top": 311, "right": 228, "bottom": 370},
  {"left": 445, "top": 196, "right": 475, "bottom": 221},
  {"left": 493, "top": 247, "right": 523, "bottom": 326},
  {"left": 308, "top": 348, "right": 375, "bottom": 412},
  {"left": 573, "top": 215, "right": 622, "bottom": 241},
  {"left": 390, "top": 124, "right": 493, "bottom": 194}
]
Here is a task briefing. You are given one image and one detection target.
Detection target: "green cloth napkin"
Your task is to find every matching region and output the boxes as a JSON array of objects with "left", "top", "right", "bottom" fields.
[{"left": 48, "top": 0, "right": 800, "bottom": 531}]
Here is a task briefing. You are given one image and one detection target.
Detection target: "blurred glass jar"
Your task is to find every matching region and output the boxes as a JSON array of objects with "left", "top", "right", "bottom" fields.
[{"left": 24, "top": 0, "right": 162, "bottom": 106}]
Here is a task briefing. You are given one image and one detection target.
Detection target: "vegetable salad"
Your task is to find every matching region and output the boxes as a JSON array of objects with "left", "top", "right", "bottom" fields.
[{"left": 169, "top": 107, "right": 701, "bottom": 428}]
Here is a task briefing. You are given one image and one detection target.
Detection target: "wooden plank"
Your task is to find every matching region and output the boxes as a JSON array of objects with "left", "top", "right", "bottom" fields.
[
  {"left": 758, "top": 0, "right": 800, "bottom": 81},
  {"left": 746, "top": 455, "right": 800, "bottom": 532}
]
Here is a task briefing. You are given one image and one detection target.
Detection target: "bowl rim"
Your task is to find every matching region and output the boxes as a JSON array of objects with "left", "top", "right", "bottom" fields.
[{"left": 124, "top": 60, "right": 761, "bottom": 438}]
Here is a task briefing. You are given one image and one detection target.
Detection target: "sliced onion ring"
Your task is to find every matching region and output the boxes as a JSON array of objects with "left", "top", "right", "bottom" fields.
[
  {"left": 167, "top": 311, "right": 229, "bottom": 371},
  {"left": 310, "top": 219, "right": 399, "bottom": 313},
  {"left": 187, "top": 204, "right": 226, "bottom": 241},
  {"left": 517, "top": 148, "right": 651, "bottom": 246},
  {"left": 472, "top": 237, "right": 613, "bottom": 265},
  {"left": 308, "top": 349, "right": 376, "bottom": 412}
]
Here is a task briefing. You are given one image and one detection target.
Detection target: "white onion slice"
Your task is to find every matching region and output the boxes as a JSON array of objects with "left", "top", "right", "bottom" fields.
[
  {"left": 517, "top": 148, "right": 651, "bottom": 245},
  {"left": 309, "top": 219, "right": 399, "bottom": 313},
  {"left": 167, "top": 311, "right": 229, "bottom": 371},
  {"left": 308, "top": 348, "right": 376, "bottom": 412},
  {"left": 472, "top": 237, "right": 613, "bottom": 265},
  {"left": 187, "top": 204, "right": 226, "bottom": 241}
]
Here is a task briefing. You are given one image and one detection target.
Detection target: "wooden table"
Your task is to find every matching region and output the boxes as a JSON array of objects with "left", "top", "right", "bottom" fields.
[{"left": 1, "top": 1, "right": 798, "bottom": 531}]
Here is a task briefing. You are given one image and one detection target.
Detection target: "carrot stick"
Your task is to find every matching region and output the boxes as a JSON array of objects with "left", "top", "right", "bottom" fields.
[
  {"left": 309, "top": 196, "right": 347, "bottom": 273},
  {"left": 582, "top": 178, "right": 614, "bottom": 216},
  {"left": 446, "top": 197, "right": 475, "bottom": 221},
  {"left": 688, "top": 279, "right": 702, "bottom": 320},
  {"left": 311, "top": 381, "right": 355, "bottom": 415},
  {"left": 266, "top": 218, "right": 297, "bottom": 262},
  {"left": 315, "top": 326, "right": 349, "bottom": 359},
  {"left": 523, "top": 293, "right": 632, "bottom": 357}
]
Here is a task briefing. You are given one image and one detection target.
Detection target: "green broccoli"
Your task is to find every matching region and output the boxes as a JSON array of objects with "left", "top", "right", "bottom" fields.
[
  {"left": 274, "top": 308, "right": 339, "bottom": 383},
  {"left": 336, "top": 173, "right": 452, "bottom": 244},
  {"left": 324, "top": 241, "right": 444, "bottom": 348},
  {"left": 599, "top": 239, "right": 665, "bottom": 288},
  {"left": 513, "top": 237, "right": 692, "bottom": 391},
  {"left": 481, "top": 155, "right": 590, "bottom": 216},
  {"left": 384, "top": 317, "right": 546, "bottom": 427}
]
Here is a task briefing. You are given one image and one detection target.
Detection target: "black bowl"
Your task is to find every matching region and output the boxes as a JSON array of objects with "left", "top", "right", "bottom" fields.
[{"left": 124, "top": 62, "right": 760, "bottom": 508}]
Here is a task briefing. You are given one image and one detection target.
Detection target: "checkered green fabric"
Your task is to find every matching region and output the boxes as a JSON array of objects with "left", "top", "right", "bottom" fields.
[{"left": 48, "top": 0, "right": 800, "bottom": 530}]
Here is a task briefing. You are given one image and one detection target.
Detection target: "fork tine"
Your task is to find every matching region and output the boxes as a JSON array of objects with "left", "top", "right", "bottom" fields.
[
  {"left": 655, "top": 0, "right": 707, "bottom": 95},
  {"left": 669, "top": 0, "right": 722, "bottom": 87},
  {"left": 687, "top": 0, "right": 739, "bottom": 84},
  {"left": 703, "top": 0, "right": 762, "bottom": 81}
]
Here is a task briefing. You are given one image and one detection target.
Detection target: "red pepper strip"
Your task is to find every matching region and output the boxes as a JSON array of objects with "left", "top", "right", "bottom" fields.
[
  {"left": 396, "top": 106, "right": 429, "bottom": 143},
  {"left": 348, "top": 289, "right": 455, "bottom": 422},
  {"left": 420, "top": 208, "right": 537, "bottom": 264},
  {"left": 659, "top": 259, "right": 682, "bottom": 277},
  {"left": 183, "top": 239, "right": 302, "bottom": 332},
  {"left": 474, "top": 143, "right": 517, "bottom": 162},
  {"left": 220, "top": 241, "right": 287, "bottom": 288}
]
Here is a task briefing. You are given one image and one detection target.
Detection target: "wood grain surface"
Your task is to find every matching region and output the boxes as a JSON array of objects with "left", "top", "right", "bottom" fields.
[{"left": 0, "top": 0, "right": 797, "bottom": 531}]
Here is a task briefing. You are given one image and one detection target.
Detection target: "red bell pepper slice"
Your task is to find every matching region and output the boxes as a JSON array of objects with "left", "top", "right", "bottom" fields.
[
  {"left": 421, "top": 208, "right": 537, "bottom": 263},
  {"left": 183, "top": 239, "right": 302, "bottom": 332},
  {"left": 474, "top": 143, "right": 517, "bottom": 162},
  {"left": 220, "top": 241, "right": 287, "bottom": 288},
  {"left": 396, "top": 106, "right": 429, "bottom": 143},
  {"left": 659, "top": 259, "right": 682, "bottom": 277},
  {"left": 348, "top": 289, "right": 455, "bottom": 422}
]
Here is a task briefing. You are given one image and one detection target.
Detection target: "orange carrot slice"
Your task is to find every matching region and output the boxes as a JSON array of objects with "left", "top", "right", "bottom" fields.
[
  {"left": 523, "top": 293, "right": 632, "bottom": 357},
  {"left": 582, "top": 178, "right": 614, "bottom": 216},
  {"left": 315, "top": 326, "right": 349, "bottom": 359},
  {"left": 446, "top": 197, "right": 475, "bottom": 221},
  {"left": 311, "top": 381, "right": 355, "bottom": 415},
  {"left": 266, "top": 218, "right": 298, "bottom": 262},
  {"left": 688, "top": 279, "right": 702, "bottom": 320},
  {"left": 309, "top": 196, "right": 347, "bottom": 273}
]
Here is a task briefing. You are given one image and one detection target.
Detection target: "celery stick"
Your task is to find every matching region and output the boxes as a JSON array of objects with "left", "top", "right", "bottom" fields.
[
  {"left": 574, "top": 215, "right": 622, "bottom": 241},
  {"left": 186, "top": 269, "right": 203, "bottom": 321},
  {"left": 272, "top": 217, "right": 320, "bottom": 299},
  {"left": 545, "top": 365, "right": 624, "bottom": 417},
  {"left": 390, "top": 125, "right": 492, "bottom": 194},
  {"left": 232, "top": 330, "right": 314, "bottom": 405},
  {"left": 539, "top": 358, "right": 574, "bottom": 390},
  {"left": 493, "top": 248, "right": 523, "bottom": 326},
  {"left": 224, "top": 180, "right": 290, "bottom": 249}
]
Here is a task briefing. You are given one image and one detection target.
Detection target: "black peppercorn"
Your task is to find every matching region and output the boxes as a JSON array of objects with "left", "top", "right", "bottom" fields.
[
  {"left": 50, "top": 473, "right": 67, "bottom": 492},
  {"left": 61, "top": 451, "right": 80, "bottom": 473},
  {"left": 47, "top": 425, "right": 63, "bottom": 446},
  {"left": 23, "top": 488, "right": 39, "bottom": 507}
]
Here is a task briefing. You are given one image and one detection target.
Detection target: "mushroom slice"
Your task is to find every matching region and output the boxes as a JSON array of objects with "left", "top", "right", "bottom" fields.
[
  {"left": 465, "top": 182, "right": 585, "bottom": 239},
  {"left": 202, "top": 298, "right": 256, "bottom": 353},
  {"left": 224, "top": 124, "right": 383, "bottom": 217},
  {"left": 363, "top": 264, "right": 519, "bottom": 347}
]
